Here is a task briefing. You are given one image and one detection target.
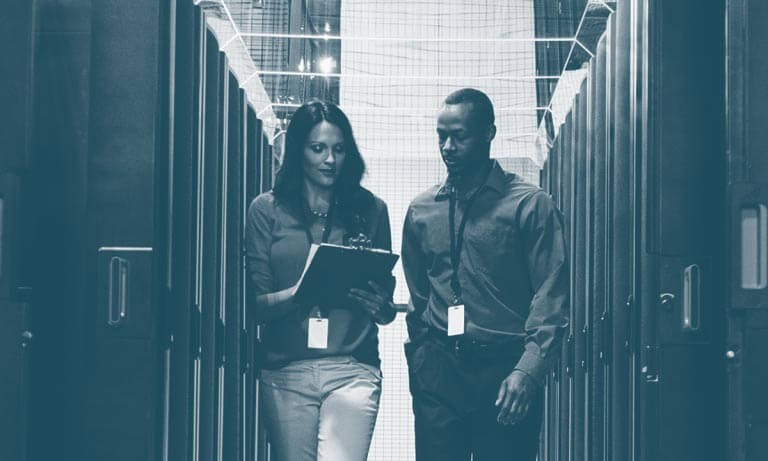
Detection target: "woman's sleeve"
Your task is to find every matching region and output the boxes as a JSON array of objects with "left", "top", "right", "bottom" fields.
[{"left": 245, "top": 195, "right": 274, "bottom": 306}]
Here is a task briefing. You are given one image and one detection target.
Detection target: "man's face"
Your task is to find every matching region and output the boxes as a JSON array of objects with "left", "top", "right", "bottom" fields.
[{"left": 436, "top": 103, "right": 493, "bottom": 179}]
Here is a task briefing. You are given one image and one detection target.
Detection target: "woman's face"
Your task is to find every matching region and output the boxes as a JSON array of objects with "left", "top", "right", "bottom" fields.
[{"left": 302, "top": 121, "right": 346, "bottom": 190}]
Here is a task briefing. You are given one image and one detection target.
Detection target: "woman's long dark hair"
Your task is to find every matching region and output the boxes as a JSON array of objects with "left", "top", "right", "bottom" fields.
[{"left": 273, "top": 100, "right": 373, "bottom": 233}]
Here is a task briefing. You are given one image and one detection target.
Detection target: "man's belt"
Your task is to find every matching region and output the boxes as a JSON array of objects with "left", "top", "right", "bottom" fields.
[{"left": 424, "top": 327, "right": 524, "bottom": 359}]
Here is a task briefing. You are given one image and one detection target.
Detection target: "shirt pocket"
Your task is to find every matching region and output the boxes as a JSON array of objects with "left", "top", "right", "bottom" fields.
[{"left": 465, "top": 222, "right": 518, "bottom": 276}]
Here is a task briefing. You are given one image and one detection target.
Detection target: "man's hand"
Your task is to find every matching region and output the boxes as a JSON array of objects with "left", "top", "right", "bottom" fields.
[{"left": 495, "top": 369, "right": 538, "bottom": 425}]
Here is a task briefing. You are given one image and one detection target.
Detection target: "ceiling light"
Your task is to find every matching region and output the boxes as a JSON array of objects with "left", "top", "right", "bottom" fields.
[
  {"left": 324, "top": 22, "right": 331, "bottom": 33},
  {"left": 298, "top": 57, "right": 306, "bottom": 72},
  {"left": 317, "top": 56, "right": 336, "bottom": 74}
]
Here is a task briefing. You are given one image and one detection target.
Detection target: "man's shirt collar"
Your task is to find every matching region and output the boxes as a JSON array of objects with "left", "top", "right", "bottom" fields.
[{"left": 434, "top": 159, "right": 506, "bottom": 201}]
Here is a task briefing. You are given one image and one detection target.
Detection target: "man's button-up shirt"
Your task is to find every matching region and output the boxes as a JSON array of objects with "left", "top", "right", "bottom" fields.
[{"left": 401, "top": 160, "right": 570, "bottom": 385}]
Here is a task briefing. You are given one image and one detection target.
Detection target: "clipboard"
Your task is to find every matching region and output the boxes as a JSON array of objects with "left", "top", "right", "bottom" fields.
[{"left": 292, "top": 243, "right": 399, "bottom": 306}]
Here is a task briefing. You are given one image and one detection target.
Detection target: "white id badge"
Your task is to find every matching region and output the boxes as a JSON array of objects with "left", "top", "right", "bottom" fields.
[
  {"left": 308, "top": 318, "right": 329, "bottom": 349},
  {"left": 447, "top": 305, "right": 465, "bottom": 336}
]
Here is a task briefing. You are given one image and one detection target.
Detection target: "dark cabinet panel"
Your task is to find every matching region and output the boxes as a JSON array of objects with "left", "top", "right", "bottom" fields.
[
  {"left": 165, "top": 2, "right": 201, "bottom": 460},
  {"left": 222, "top": 74, "right": 246, "bottom": 461},
  {"left": 197, "top": 31, "right": 225, "bottom": 461},
  {"left": 0, "top": 299, "right": 31, "bottom": 461},
  {"left": 0, "top": 0, "right": 34, "bottom": 171},
  {"left": 727, "top": 1, "right": 768, "bottom": 461},
  {"left": 638, "top": 1, "right": 727, "bottom": 460},
  {"left": 83, "top": 0, "right": 168, "bottom": 459}
]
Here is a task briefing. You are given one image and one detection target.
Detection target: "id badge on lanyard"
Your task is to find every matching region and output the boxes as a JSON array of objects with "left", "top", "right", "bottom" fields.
[
  {"left": 447, "top": 304, "right": 465, "bottom": 336},
  {"left": 448, "top": 189, "right": 479, "bottom": 338},
  {"left": 447, "top": 170, "right": 489, "bottom": 338},
  {"left": 304, "top": 202, "right": 334, "bottom": 350},
  {"left": 308, "top": 316, "right": 329, "bottom": 349}
]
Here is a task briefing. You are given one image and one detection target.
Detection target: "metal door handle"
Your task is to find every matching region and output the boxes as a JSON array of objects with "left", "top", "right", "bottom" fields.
[
  {"left": 599, "top": 309, "right": 611, "bottom": 362},
  {"left": 108, "top": 256, "right": 129, "bottom": 326},
  {"left": 740, "top": 204, "right": 767, "bottom": 289},
  {"left": 21, "top": 330, "right": 33, "bottom": 348},
  {"left": 682, "top": 264, "right": 701, "bottom": 332}
]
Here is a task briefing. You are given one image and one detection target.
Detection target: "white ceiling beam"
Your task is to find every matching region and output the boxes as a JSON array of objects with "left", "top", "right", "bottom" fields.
[
  {"left": 251, "top": 70, "right": 560, "bottom": 80},
  {"left": 239, "top": 32, "right": 576, "bottom": 43},
  {"left": 263, "top": 103, "right": 550, "bottom": 112}
]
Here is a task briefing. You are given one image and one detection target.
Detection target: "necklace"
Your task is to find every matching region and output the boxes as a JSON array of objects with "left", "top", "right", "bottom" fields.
[{"left": 310, "top": 209, "right": 328, "bottom": 219}]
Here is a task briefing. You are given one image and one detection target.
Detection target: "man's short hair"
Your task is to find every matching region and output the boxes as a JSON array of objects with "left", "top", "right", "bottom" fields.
[{"left": 444, "top": 88, "right": 495, "bottom": 129}]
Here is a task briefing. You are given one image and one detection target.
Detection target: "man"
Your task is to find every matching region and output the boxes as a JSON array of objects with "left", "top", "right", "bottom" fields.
[{"left": 401, "top": 88, "right": 569, "bottom": 460}]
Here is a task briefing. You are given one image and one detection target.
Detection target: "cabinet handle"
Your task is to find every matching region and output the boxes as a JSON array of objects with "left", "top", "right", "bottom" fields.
[
  {"left": 740, "top": 205, "right": 767, "bottom": 289},
  {"left": 682, "top": 264, "right": 701, "bottom": 332},
  {"left": 108, "top": 256, "right": 129, "bottom": 326}
]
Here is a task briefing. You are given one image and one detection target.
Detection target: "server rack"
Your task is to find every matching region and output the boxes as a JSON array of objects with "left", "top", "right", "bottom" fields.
[
  {"left": 5, "top": 2, "right": 274, "bottom": 459},
  {"left": 589, "top": 32, "right": 608, "bottom": 461},
  {"left": 165, "top": 2, "right": 201, "bottom": 460},
  {"left": 725, "top": 1, "right": 768, "bottom": 460},
  {"left": 170, "top": 12, "right": 275, "bottom": 461},
  {"left": 609, "top": 4, "right": 635, "bottom": 460},
  {"left": 539, "top": 1, "right": 728, "bottom": 460},
  {"left": 574, "top": 75, "right": 589, "bottom": 461}
]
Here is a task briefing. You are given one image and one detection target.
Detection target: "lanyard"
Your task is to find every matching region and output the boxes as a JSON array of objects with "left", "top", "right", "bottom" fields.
[
  {"left": 448, "top": 190, "right": 481, "bottom": 303},
  {"left": 303, "top": 202, "right": 334, "bottom": 318},
  {"left": 447, "top": 167, "right": 492, "bottom": 303}
]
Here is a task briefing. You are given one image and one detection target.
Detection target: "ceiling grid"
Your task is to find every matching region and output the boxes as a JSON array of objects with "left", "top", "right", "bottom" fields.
[{"left": 198, "top": 0, "right": 610, "bottom": 164}]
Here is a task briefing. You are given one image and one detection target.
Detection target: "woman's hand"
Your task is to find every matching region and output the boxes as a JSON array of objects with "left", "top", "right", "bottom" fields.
[
  {"left": 348, "top": 281, "right": 396, "bottom": 324},
  {"left": 253, "top": 284, "right": 301, "bottom": 322}
]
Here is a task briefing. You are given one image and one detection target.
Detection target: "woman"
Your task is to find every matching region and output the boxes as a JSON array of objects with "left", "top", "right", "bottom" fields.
[{"left": 245, "top": 100, "right": 397, "bottom": 461}]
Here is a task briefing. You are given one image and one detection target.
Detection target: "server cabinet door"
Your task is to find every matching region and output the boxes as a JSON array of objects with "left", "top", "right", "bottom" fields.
[
  {"left": 83, "top": 0, "right": 170, "bottom": 459},
  {"left": 0, "top": 301, "right": 31, "bottom": 461},
  {"left": 198, "top": 39, "right": 225, "bottom": 461},
  {"left": 165, "top": 2, "right": 201, "bottom": 460},
  {"left": 609, "top": 2, "right": 634, "bottom": 460},
  {"left": 726, "top": 1, "right": 768, "bottom": 460},
  {"left": 243, "top": 111, "right": 272, "bottom": 461},
  {"left": 638, "top": 0, "right": 727, "bottom": 460},
  {"left": 541, "top": 130, "right": 565, "bottom": 461},
  {"left": 590, "top": 31, "right": 609, "bottom": 461},
  {"left": 560, "top": 113, "right": 575, "bottom": 461},
  {"left": 0, "top": 173, "right": 32, "bottom": 461},
  {"left": 0, "top": 0, "right": 34, "bottom": 171},
  {"left": 0, "top": 0, "right": 35, "bottom": 414},
  {"left": 572, "top": 81, "right": 589, "bottom": 461},
  {"left": 28, "top": 2, "right": 92, "bottom": 459},
  {"left": 221, "top": 73, "right": 246, "bottom": 461},
  {"left": 0, "top": 5, "right": 35, "bottom": 458}
]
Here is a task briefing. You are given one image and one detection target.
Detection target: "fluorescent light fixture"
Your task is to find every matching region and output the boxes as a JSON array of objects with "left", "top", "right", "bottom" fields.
[{"left": 317, "top": 56, "right": 336, "bottom": 74}]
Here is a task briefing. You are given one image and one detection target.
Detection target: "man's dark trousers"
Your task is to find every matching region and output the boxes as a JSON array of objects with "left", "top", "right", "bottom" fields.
[{"left": 405, "top": 334, "right": 544, "bottom": 461}]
